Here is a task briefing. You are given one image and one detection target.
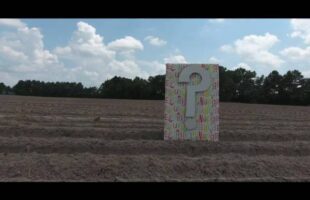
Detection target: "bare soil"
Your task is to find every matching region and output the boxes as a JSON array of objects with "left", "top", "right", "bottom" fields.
[{"left": 0, "top": 95, "right": 310, "bottom": 182}]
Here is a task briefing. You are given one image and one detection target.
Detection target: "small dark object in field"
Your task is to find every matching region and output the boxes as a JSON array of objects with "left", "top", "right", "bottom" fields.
[{"left": 94, "top": 116, "right": 101, "bottom": 122}]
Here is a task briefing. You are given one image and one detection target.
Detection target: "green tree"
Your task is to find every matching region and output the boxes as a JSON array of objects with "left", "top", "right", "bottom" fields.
[
  {"left": 0, "top": 83, "right": 5, "bottom": 94},
  {"left": 230, "top": 67, "right": 257, "bottom": 102},
  {"left": 253, "top": 75, "right": 265, "bottom": 103},
  {"left": 219, "top": 66, "right": 235, "bottom": 101},
  {"left": 279, "top": 70, "right": 304, "bottom": 105},
  {"left": 148, "top": 75, "right": 165, "bottom": 100},
  {"left": 131, "top": 77, "right": 151, "bottom": 99},
  {"left": 8, "top": 68, "right": 310, "bottom": 105},
  {"left": 98, "top": 76, "right": 133, "bottom": 98},
  {"left": 302, "top": 78, "right": 310, "bottom": 105},
  {"left": 262, "top": 70, "right": 283, "bottom": 104}
]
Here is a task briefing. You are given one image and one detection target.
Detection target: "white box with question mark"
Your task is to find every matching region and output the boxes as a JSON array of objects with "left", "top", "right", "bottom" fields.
[{"left": 164, "top": 64, "right": 219, "bottom": 141}]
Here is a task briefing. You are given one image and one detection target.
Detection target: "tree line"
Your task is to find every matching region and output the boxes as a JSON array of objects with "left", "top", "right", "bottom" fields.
[
  {"left": 0, "top": 83, "right": 12, "bottom": 95},
  {"left": 0, "top": 75, "right": 166, "bottom": 100},
  {"left": 219, "top": 67, "right": 310, "bottom": 105},
  {"left": 1, "top": 66, "right": 310, "bottom": 105}
]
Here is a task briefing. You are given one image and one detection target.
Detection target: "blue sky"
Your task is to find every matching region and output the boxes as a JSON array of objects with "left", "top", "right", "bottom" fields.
[{"left": 1, "top": 18, "right": 310, "bottom": 87}]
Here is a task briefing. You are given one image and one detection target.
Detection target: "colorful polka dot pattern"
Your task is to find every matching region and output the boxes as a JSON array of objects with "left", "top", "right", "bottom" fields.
[{"left": 164, "top": 64, "right": 219, "bottom": 141}]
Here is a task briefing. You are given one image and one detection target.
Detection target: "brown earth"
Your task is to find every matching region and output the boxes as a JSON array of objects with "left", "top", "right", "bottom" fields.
[{"left": 0, "top": 95, "right": 310, "bottom": 182}]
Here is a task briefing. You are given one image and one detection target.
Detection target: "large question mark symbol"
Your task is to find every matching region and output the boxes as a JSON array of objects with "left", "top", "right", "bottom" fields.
[{"left": 178, "top": 66, "right": 211, "bottom": 130}]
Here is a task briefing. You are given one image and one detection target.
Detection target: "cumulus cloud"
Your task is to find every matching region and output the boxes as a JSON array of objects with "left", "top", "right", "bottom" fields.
[
  {"left": 278, "top": 19, "right": 310, "bottom": 67},
  {"left": 280, "top": 47, "right": 310, "bottom": 61},
  {"left": 233, "top": 62, "right": 252, "bottom": 70},
  {"left": 208, "top": 56, "right": 220, "bottom": 63},
  {"left": 0, "top": 71, "right": 18, "bottom": 86},
  {"left": 53, "top": 22, "right": 151, "bottom": 86},
  {"left": 164, "top": 54, "right": 187, "bottom": 63},
  {"left": 137, "top": 60, "right": 165, "bottom": 76},
  {"left": 54, "top": 21, "right": 115, "bottom": 62},
  {"left": 302, "top": 70, "right": 310, "bottom": 78},
  {"left": 290, "top": 19, "right": 310, "bottom": 44},
  {"left": 107, "top": 36, "right": 143, "bottom": 51},
  {"left": 140, "top": 55, "right": 187, "bottom": 76},
  {"left": 220, "top": 33, "right": 284, "bottom": 68},
  {"left": 0, "top": 19, "right": 26, "bottom": 28},
  {"left": 144, "top": 35, "right": 167, "bottom": 46},
  {"left": 106, "top": 36, "right": 144, "bottom": 60},
  {"left": 0, "top": 20, "right": 153, "bottom": 86},
  {"left": 0, "top": 20, "right": 180, "bottom": 87},
  {"left": 0, "top": 21, "right": 61, "bottom": 75},
  {"left": 0, "top": 46, "right": 28, "bottom": 61},
  {"left": 67, "top": 21, "right": 115, "bottom": 58}
]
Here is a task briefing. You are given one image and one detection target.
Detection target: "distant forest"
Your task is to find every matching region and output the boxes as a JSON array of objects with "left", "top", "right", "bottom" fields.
[{"left": 1, "top": 66, "right": 310, "bottom": 106}]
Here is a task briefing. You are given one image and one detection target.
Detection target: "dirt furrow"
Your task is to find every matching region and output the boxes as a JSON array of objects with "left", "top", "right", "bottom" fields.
[
  {"left": 0, "top": 126, "right": 164, "bottom": 140},
  {"left": 1, "top": 153, "right": 310, "bottom": 181},
  {"left": 1, "top": 136, "right": 310, "bottom": 156},
  {"left": 1, "top": 126, "right": 310, "bottom": 142}
]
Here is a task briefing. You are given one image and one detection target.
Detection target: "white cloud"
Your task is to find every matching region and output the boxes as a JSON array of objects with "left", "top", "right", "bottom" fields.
[
  {"left": 0, "top": 20, "right": 181, "bottom": 87},
  {"left": 233, "top": 62, "right": 252, "bottom": 70},
  {"left": 138, "top": 60, "right": 165, "bottom": 76},
  {"left": 84, "top": 70, "right": 99, "bottom": 77},
  {"left": 234, "top": 33, "right": 279, "bottom": 53},
  {"left": 290, "top": 19, "right": 310, "bottom": 44},
  {"left": 67, "top": 21, "right": 115, "bottom": 58},
  {"left": 164, "top": 54, "right": 187, "bottom": 64},
  {"left": 34, "top": 49, "right": 58, "bottom": 65},
  {"left": 280, "top": 19, "right": 310, "bottom": 69},
  {"left": 144, "top": 35, "right": 167, "bottom": 46},
  {"left": 0, "top": 20, "right": 150, "bottom": 86},
  {"left": 209, "top": 19, "right": 225, "bottom": 23},
  {"left": 0, "top": 19, "right": 26, "bottom": 28},
  {"left": 107, "top": 36, "right": 143, "bottom": 51},
  {"left": 0, "top": 46, "right": 28, "bottom": 61},
  {"left": 221, "top": 33, "right": 284, "bottom": 68},
  {"left": 0, "top": 71, "right": 18, "bottom": 86},
  {"left": 302, "top": 70, "right": 310, "bottom": 78},
  {"left": 220, "top": 44, "right": 233, "bottom": 53},
  {"left": 0, "top": 22, "right": 61, "bottom": 75},
  {"left": 280, "top": 46, "right": 310, "bottom": 61},
  {"left": 53, "top": 22, "right": 150, "bottom": 86},
  {"left": 107, "top": 36, "right": 144, "bottom": 60},
  {"left": 54, "top": 46, "right": 71, "bottom": 55},
  {"left": 208, "top": 56, "right": 220, "bottom": 63}
]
